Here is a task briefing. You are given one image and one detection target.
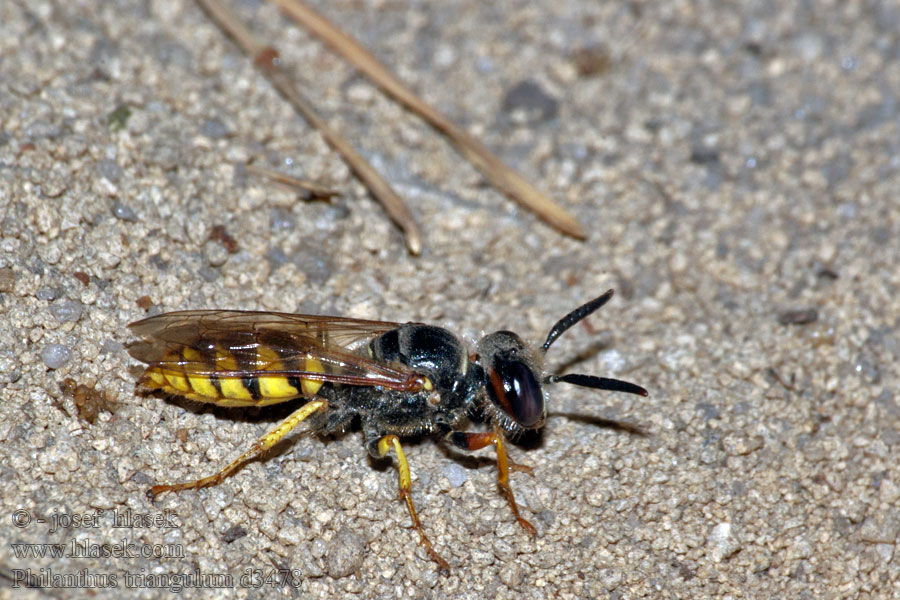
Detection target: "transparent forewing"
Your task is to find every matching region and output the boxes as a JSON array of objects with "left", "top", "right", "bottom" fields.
[{"left": 128, "top": 310, "right": 423, "bottom": 391}]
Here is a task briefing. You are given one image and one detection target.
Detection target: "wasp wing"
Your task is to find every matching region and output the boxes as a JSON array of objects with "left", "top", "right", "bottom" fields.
[{"left": 128, "top": 310, "right": 423, "bottom": 391}]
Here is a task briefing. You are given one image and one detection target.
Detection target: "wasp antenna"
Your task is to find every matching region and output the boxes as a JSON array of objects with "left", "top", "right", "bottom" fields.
[
  {"left": 547, "top": 373, "right": 648, "bottom": 397},
  {"left": 541, "top": 289, "right": 615, "bottom": 353}
]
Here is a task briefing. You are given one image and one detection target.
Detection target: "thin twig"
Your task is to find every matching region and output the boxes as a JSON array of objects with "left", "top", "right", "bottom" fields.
[
  {"left": 270, "top": 0, "right": 586, "bottom": 239},
  {"left": 196, "top": 0, "right": 423, "bottom": 254},
  {"left": 245, "top": 163, "right": 340, "bottom": 200}
]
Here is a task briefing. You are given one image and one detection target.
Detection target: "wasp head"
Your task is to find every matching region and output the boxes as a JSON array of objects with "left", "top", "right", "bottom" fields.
[
  {"left": 476, "top": 330, "right": 547, "bottom": 434},
  {"left": 476, "top": 290, "right": 648, "bottom": 436}
]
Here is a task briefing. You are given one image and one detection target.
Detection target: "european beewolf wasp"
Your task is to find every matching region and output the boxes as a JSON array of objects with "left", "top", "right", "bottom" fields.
[{"left": 128, "top": 289, "right": 647, "bottom": 570}]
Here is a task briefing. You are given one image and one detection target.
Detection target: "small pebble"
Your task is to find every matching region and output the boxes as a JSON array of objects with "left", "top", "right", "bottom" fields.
[
  {"left": 442, "top": 462, "right": 468, "bottom": 487},
  {"left": 324, "top": 526, "right": 366, "bottom": 578},
  {"left": 204, "top": 240, "right": 229, "bottom": 267},
  {"left": 501, "top": 79, "right": 559, "bottom": 124},
  {"left": 112, "top": 201, "right": 138, "bottom": 222},
  {"left": 708, "top": 522, "right": 740, "bottom": 562},
  {"left": 50, "top": 299, "right": 83, "bottom": 323},
  {"left": 36, "top": 287, "right": 59, "bottom": 301},
  {"left": 42, "top": 344, "right": 73, "bottom": 369}
]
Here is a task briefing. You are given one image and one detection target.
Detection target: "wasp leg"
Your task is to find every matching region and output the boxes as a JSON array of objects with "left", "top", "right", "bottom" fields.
[
  {"left": 375, "top": 434, "right": 450, "bottom": 572},
  {"left": 445, "top": 428, "right": 537, "bottom": 535},
  {"left": 148, "top": 399, "right": 328, "bottom": 501},
  {"left": 508, "top": 459, "right": 535, "bottom": 476}
]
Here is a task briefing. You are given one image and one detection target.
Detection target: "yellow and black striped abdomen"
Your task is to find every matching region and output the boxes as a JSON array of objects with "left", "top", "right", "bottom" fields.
[{"left": 140, "top": 344, "right": 325, "bottom": 407}]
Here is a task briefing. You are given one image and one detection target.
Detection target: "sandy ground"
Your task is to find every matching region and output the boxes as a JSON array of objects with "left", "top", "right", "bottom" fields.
[{"left": 1, "top": 1, "right": 899, "bottom": 598}]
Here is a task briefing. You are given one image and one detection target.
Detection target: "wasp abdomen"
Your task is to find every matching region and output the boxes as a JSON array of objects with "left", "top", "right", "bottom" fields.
[{"left": 140, "top": 344, "right": 325, "bottom": 407}]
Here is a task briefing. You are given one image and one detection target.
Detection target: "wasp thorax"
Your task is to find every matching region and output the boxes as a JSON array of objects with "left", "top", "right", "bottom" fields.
[
  {"left": 370, "top": 324, "right": 469, "bottom": 394},
  {"left": 476, "top": 330, "right": 546, "bottom": 431}
]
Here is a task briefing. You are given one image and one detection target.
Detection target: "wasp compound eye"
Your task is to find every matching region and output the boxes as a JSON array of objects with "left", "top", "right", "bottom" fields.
[{"left": 487, "top": 355, "right": 545, "bottom": 428}]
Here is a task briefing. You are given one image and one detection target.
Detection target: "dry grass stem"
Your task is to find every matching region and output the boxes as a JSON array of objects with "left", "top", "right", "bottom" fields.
[
  {"left": 270, "top": 0, "right": 586, "bottom": 239},
  {"left": 245, "top": 163, "right": 341, "bottom": 200},
  {"left": 197, "top": 0, "right": 423, "bottom": 254}
]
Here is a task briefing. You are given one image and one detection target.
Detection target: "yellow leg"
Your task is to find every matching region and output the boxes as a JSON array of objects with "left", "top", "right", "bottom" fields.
[
  {"left": 446, "top": 428, "right": 537, "bottom": 535},
  {"left": 377, "top": 435, "right": 450, "bottom": 571},
  {"left": 148, "top": 400, "right": 328, "bottom": 500},
  {"left": 493, "top": 432, "right": 537, "bottom": 535}
]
